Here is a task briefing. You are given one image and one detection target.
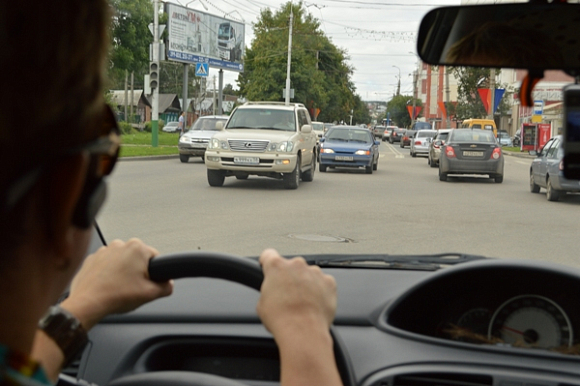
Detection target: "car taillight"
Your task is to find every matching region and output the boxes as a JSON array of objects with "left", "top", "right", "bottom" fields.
[
  {"left": 414, "top": 141, "right": 421, "bottom": 145},
  {"left": 445, "top": 146, "right": 456, "bottom": 158},
  {"left": 491, "top": 147, "right": 501, "bottom": 160}
]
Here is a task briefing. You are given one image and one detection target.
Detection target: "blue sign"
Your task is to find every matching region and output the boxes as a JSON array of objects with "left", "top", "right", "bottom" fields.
[
  {"left": 533, "top": 100, "right": 544, "bottom": 115},
  {"left": 195, "top": 63, "right": 209, "bottom": 77}
]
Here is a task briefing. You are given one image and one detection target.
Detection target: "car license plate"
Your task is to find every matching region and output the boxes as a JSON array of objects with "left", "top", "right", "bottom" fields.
[
  {"left": 335, "top": 156, "right": 354, "bottom": 161},
  {"left": 233, "top": 156, "right": 259, "bottom": 165},
  {"left": 463, "top": 151, "right": 483, "bottom": 157}
]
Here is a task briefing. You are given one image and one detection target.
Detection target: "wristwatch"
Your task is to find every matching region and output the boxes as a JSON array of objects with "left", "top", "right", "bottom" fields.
[{"left": 38, "top": 306, "right": 88, "bottom": 367}]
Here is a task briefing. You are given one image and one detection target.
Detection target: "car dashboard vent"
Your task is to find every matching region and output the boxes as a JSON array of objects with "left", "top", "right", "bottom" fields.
[{"left": 393, "top": 372, "right": 492, "bottom": 386}]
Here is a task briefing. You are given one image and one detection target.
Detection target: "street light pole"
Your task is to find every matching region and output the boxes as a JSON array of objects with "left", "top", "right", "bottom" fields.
[
  {"left": 393, "top": 65, "right": 401, "bottom": 96},
  {"left": 285, "top": 10, "right": 293, "bottom": 106}
]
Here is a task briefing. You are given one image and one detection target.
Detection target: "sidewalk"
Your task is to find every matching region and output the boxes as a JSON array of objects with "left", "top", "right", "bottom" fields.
[{"left": 502, "top": 150, "right": 534, "bottom": 159}]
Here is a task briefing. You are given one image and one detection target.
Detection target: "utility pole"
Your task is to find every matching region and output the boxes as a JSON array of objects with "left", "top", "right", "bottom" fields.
[
  {"left": 445, "top": 66, "right": 450, "bottom": 128},
  {"left": 218, "top": 69, "right": 223, "bottom": 115},
  {"left": 124, "top": 70, "right": 128, "bottom": 122},
  {"left": 182, "top": 63, "right": 188, "bottom": 128},
  {"left": 213, "top": 75, "right": 216, "bottom": 115},
  {"left": 151, "top": 0, "right": 160, "bottom": 147},
  {"left": 130, "top": 71, "right": 134, "bottom": 123},
  {"left": 284, "top": 9, "right": 293, "bottom": 105},
  {"left": 411, "top": 70, "right": 418, "bottom": 127},
  {"left": 489, "top": 68, "right": 496, "bottom": 126}
]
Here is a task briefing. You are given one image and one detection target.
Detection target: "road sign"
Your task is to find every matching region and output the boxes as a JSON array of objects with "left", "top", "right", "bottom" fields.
[
  {"left": 195, "top": 63, "right": 209, "bottom": 77},
  {"left": 534, "top": 100, "right": 544, "bottom": 115}
]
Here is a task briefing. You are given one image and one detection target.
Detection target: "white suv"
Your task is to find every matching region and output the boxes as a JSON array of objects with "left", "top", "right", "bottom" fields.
[{"left": 204, "top": 102, "right": 318, "bottom": 189}]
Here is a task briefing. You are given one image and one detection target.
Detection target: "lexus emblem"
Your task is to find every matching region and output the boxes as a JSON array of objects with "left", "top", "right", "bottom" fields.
[{"left": 244, "top": 142, "right": 252, "bottom": 148}]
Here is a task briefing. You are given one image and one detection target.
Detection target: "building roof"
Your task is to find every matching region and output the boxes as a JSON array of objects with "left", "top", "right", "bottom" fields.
[
  {"left": 108, "top": 90, "right": 144, "bottom": 107},
  {"left": 144, "top": 94, "right": 181, "bottom": 113}
]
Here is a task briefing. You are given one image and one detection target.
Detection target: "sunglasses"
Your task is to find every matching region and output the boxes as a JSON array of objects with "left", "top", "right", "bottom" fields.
[{"left": 2, "top": 104, "right": 121, "bottom": 213}]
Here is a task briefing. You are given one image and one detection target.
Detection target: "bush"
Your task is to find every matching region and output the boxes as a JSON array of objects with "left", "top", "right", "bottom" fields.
[
  {"left": 143, "top": 119, "right": 165, "bottom": 133},
  {"left": 118, "top": 121, "right": 135, "bottom": 135}
]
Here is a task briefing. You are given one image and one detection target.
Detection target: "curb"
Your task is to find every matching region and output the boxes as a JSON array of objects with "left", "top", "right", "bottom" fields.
[
  {"left": 119, "top": 154, "right": 179, "bottom": 161},
  {"left": 502, "top": 151, "right": 534, "bottom": 160}
]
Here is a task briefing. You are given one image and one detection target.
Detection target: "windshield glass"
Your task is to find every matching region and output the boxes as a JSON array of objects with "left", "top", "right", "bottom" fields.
[
  {"left": 218, "top": 24, "right": 230, "bottom": 40},
  {"left": 96, "top": 1, "right": 580, "bottom": 273},
  {"left": 190, "top": 118, "right": 227, "bottom": 131},
  {"left": 226, "top": 109, "right": 296, "bottom": 131},
  {"left": 416, "top": 131, "right": 436, "bottom": 138},
  {"left": 312, "top": 122, "right": 324, "bottom": 131}
]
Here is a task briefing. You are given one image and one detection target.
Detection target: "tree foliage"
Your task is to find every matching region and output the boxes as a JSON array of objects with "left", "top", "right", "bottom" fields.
[
  {"left": 237, "top": 2, "right": 363, "bottom": 123},
  {"left": 384, "top": 95, "right": 423, "bottom": 128},
  {"left": 453, "top": 67, "right": 512, "bottom": 120}
]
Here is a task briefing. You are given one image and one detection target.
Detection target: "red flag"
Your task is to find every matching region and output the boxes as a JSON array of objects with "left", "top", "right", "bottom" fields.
[
  {"left": 414, "top": 106, "right": 422, "bottom": 119},
  {"left": 477, "top": 88, "right": 491, "bottom": 114},
  {"left": 407, "top": 106, "right": 414, "bottom": 120},
  {"left": 407, "top": 106, "right": 423, "bottom": 120},
  {"left": 437, "top": 102, "right": 447, "bottom": 119}
]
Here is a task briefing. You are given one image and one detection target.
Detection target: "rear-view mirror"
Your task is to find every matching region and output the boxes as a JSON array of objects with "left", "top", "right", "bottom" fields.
[
  {"left": 417, "top": 3, "right": 580, "bottom": 70},
  {"left": 216, "top": 121, "right": 224, "bottom": 130}
]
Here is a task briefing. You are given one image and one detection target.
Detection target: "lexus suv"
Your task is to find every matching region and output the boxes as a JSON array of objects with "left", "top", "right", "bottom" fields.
[{"left": 204, "top": 102, "right": 318, "bottom": 189}]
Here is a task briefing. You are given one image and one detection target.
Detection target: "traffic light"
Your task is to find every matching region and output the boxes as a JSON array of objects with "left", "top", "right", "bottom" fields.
[{"left": 149, "top": 62, "right": 159, "bottom": 90}]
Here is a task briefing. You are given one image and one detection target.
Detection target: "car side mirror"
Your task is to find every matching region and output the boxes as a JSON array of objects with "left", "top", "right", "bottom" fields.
[
  {"left": 216, "top": 121, "right": 224, "bottom": 130},
  {"left": 320, "top": 137, "right": 325, "bottom": 143},
  {"left": 434, "top": 140, "right": 442, "bottom": 146},
  {"left": 529, "top": 150, "right": 538, "bottom": 156},
  {"left": 301, "top": 124, "right": 312, "bottom": 133},
  {"left": 374, "top": 140, "right": 380, "bottom": 146}
]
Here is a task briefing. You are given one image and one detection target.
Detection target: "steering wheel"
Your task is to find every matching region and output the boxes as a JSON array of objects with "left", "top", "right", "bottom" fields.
[{"left": 106, "top": 251, "right": 356, "bottom": 386}]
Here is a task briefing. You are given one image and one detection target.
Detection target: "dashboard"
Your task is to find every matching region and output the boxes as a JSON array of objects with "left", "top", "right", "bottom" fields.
[{"left": 66, "top": 258, "right": 580, "bottom": 386}]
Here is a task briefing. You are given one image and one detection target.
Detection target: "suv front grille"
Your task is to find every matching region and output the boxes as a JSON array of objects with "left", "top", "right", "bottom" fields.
[{"left": 228, "top": 140, "right": 269, "bottom": 152}]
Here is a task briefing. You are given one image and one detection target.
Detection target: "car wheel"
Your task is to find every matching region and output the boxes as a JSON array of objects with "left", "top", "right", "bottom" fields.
[
  {"left": 411, "top": 151, "right": 416, "bottom": 158},
  {"left": 546, "top": 178, "right": 561, "bottom": 201},
  {"left": 389, "top": 138, "right": 393, "bottom": 144},
  {"left": 373, "top": 157, "right": 378, "bottom": 171},
  {"left": 200, "top": 155, "right": 205, "bottom": 163},
  {"left": 207, "top": 169, "right": 225, "bottom": 187},
  {"left": 400, "top": 142, "right": 404, "bottom": 148},
  {"left": 319, "top": 163, "right": 327, "bottom": 172},
  {"left": 301, "top": 155, "right": 315, "bottom": 182},
  {"left": 283, "top": 156, "right": 300, "bottom": 189},
  {"left": 365, "top": 164, "right": 373, "bottom": 174},
  {"left": 179, "top": 154, "right": 189, "bottom": 163},
  {"left": 530, "top": 172, "right": 540, "bottom": 193},
  {"left": 494, "top": 175, "right": 503, "bottom": 183},
  {"left": 439, "top": 166, "right": 447, "bottom": 181}
]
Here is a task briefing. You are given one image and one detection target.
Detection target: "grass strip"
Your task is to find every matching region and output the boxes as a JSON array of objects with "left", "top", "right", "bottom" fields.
[
  {"left": 120, "top": 146, "right": 178, "bottom": 158},
  {"left": 121, "top": 132, "right": 180, "bottom": 146}
]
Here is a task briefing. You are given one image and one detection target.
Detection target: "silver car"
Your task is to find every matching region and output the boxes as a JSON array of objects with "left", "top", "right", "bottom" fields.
[
  {"left": 428, "top": 129, "right": 452, "bottom": 167},
  {"left": 178, "top": 115, "right": 229, "bottom": 163},
  {"left": 530, "top": 136, "right": 580, "bottom": 201},
  {"left": 410, "top": 130, "right": 437, "bottom": 157}
]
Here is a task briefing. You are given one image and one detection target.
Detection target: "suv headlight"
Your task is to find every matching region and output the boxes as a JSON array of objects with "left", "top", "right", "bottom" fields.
[
  {"left": 179, "top": 136, "right": 189, "bottom": 143},
  {"left": 209, "top": 138, "right": 229, "bottom": 150},
  {"left": 268, "top": 141, "right": 294, "bottom": 152}
]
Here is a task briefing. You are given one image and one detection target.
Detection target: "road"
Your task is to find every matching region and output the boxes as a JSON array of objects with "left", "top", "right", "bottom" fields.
[{"left": 97, "top": 142, "right": 580, "bottom": 268}]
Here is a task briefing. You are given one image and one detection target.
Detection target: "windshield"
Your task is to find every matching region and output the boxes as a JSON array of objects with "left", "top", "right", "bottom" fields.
[
  {"left": 189, "top": 118, "right": 227, "bottom": 131},
  {"left": 96, "top": 1, "right": 580, "bottom": 273},
  {"left": 416, "top": 131, "right": 436, "bottom": 138},
  {"left": 218, "top": 23, "right": 230, "bottom": 40},
  {"left": 226, "top": 109, "right": 296, "bottom": 131},
  {"left": 449, "top": 129, "right": 496, "bottom": 143},
  {"left": 312, "top": 122, "right": 324, "bottom": 132}
]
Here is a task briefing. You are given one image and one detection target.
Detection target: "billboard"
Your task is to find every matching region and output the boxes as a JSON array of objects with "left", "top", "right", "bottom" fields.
[{"left": 165, "top": 3, "right": 245, "bottom": 72}]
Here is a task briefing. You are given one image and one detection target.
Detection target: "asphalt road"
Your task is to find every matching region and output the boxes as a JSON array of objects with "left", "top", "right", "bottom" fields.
[{"left": 97, "top": 141, "right": 580, "bottom": 268}]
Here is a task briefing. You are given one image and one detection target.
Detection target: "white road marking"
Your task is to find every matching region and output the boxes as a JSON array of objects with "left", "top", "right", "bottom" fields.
[{"left": 382, "top": 142, "right": 405, "bottom": 158}]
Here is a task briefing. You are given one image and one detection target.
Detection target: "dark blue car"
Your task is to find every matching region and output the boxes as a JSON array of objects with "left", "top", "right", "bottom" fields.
[{"left": 318, "top": 126, "right": 380, "bottom": 174}]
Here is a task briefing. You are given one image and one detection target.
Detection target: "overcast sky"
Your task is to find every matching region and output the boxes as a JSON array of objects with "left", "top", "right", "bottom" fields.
[{"left": 165, "top": 0, "right": 461, "bottom": 102}]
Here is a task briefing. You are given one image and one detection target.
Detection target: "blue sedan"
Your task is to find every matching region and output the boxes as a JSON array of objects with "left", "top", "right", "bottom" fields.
[{"left": 318, "top": 126, "right": 380, "bottom": 174}]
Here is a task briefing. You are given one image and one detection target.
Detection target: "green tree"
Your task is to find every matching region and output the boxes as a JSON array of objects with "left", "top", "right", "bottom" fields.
[
  {"left": 385, "top": 95, "right": 423, "bottom": 128},
  {"left": 237, "top": 2, "right": 358, "bottom": 122},
  {"left": 108, "top": 0, "right": 154, "bottom": 89},
  {"left": 453, "top": 67, "right": 512, "bottom": 121}
]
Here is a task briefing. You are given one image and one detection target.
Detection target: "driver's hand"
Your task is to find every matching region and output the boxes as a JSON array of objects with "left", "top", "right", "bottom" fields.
[
  {"left": 257, "top": 248, "right": 337, "bottom": 338},
  {"left": 60, "top": 238, "right": 173, "bottom": 330}
]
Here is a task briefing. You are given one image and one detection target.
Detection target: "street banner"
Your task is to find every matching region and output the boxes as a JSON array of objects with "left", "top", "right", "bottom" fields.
[
  {"left": 437, "top": 101, "right": 447, "bottom": 119},
  {"left": 406, "top": 106, "right": 422, "bottom": 120},
  {"left": 493, "top": 89, "right": 506, "bottom": 114},
  {"left": 478, "top": 88, "right": 506, "bottom": 115}
]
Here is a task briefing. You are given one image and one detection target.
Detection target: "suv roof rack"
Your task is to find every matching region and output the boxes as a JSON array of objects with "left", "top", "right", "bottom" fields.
[{"left": 244, "top": 101, "right": 305, "bottom": 108}]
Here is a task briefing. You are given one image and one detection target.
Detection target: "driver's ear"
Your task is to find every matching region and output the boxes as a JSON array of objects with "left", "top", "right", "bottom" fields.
[{"left": 42, "top": 153, "right": 90, "bottom": 261}]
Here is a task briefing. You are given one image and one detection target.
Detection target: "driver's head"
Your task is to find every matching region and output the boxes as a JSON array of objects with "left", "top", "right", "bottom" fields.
[{"left": 0, "top": 1, "right": 113, "bottom": 277}]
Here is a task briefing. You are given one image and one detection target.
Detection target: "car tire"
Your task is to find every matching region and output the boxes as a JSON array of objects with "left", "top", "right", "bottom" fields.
[
  {"left": 546, "top": 178, "right": 561, "bottom": 201},
  {"left": 207, "top": 169, "right": 225, "bottom": 187},
  {"left": 365, "top": 164, "right": 373, "bottom": 174},
  {"left": 494, "top": 175, "right": 503, "bottom": 183},
  {"left": 389, "top": 138, "right": 393, "bottom": 144},
  {"left": 319, "top": 164, "right": 327, "bottom": 172},
  {"left": 411, "top": 151, "right": 416, "bottom": 157},
  {"left": 283, "top": 157, "right": 300, "bottom": 189},
  {"left": 179, "top": 154, "right": 189, "bottom": 163},
  {"left": 530, "top": 172, "right": 540, "bottom": 193},
  {"left": 301, "top": 155, "right": 315, "bottom": 182},
  {"left": 373, "top": 157, "right": 378, "bottom": 171},
  {"left": 439, "top": 166, "right": 447, "bottom": 182},
  {"left": 200, "top": 155, "right": 205, "bottom": 163},
  {"left": 400, "top": 142, "right": 404, "bottom": 148}
]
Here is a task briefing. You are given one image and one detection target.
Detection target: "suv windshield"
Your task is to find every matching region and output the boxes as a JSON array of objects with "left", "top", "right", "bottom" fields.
[{"left": 226, "top": 109, "right": 296, "bottom": 131}]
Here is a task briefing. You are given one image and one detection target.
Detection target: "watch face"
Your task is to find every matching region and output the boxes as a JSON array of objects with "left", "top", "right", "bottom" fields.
[{"left": 39, "top": 306, "right": 88, "bottom": 366}]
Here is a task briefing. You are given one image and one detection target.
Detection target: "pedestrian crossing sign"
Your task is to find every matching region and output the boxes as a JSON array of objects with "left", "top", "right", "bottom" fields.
[{"left": 195, "top": 63, "right": 209, "bottom": 77}]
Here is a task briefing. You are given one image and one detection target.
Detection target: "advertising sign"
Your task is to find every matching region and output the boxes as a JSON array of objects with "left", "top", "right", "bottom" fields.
[
  {"left": 522, "top": 123, "right": 537, "bottom": 152},
  {"left": 165, "top": 3, "right": 245, "bottom": 72}
]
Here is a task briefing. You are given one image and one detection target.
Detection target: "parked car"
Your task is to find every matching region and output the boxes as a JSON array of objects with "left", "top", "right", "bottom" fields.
[
  {"left": 530, "top": 136, "right": 580, "bottom": 201},
  {"left": 178, "top": 115, "right": 228, "bottom": 163},
  {"left": 319, "top": 126, "right": 380, "bottom": 174},
  {"left": 162, "top": 121, "right": 180, "bottom": 133},
  {"left": 410, "top": 130, "right": 437, "bottom": 157},
  {"left": 205, "top": 102, "right": 317, "bottom": 189},
  {"left": 372, "top": 125, "right": 386, "bottom": 139},
  {"left": 382, "top": 126, "right": 398, "bottom": 142},
  {"left": 311, "top": 121, "right": 325, "bottom": 139},
  {"left": 497, "top": 130, "right": 513, "bottom": 147},
  {"left": 389, "top": 128, "right": 406, "bottom": 143},
  {"left": 439, "top": 128, "right": 504, "bottom": 183},
  {"left": 513, "top": 128, "right": 521, "bottom": 147},
  {"left": 400, "top": 129, "right": 417, "bottom": 148},
  {"left": 428, "top": 129, "right": 452, "bottom": 167}
]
